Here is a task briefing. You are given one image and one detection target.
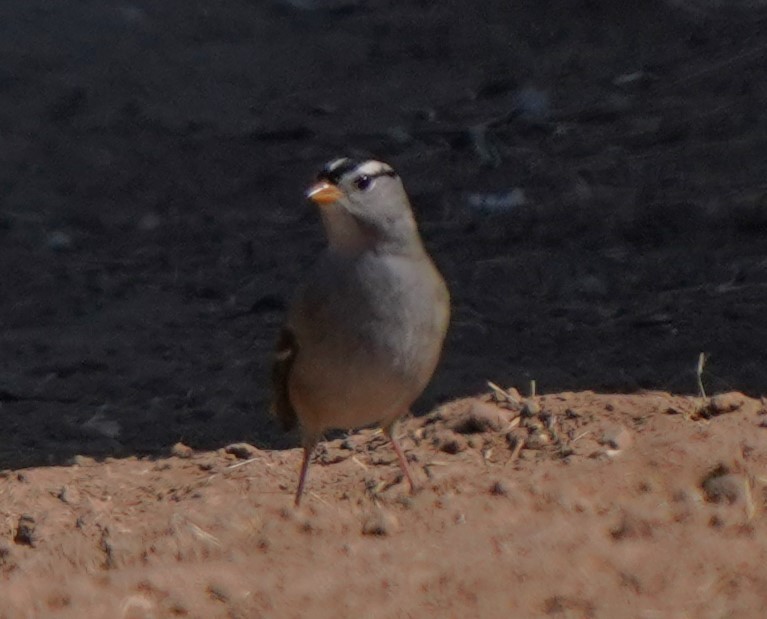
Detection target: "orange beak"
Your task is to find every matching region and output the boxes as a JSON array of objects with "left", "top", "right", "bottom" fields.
[{"left": 306, "top": 181, "right": 343, "bottom": 205}]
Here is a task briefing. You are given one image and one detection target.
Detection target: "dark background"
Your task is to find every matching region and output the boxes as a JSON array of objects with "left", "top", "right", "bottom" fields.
[{"left": 1, "top": 0, "right": 766, "bottom": 467}]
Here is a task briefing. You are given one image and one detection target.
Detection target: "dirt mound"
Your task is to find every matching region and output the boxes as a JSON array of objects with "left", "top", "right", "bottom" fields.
[{"left": 2, "top": 391, "right": 766, "bottom": 617}]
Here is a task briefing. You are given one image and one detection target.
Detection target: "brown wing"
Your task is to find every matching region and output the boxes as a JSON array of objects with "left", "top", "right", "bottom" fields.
[{"left": 270, "top": 326, "right": 298, "bottom": 431}]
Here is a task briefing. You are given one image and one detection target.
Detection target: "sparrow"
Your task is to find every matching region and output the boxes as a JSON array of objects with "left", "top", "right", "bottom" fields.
[{"left": 271, "top": 157, "right": 450, "bottom": 506}]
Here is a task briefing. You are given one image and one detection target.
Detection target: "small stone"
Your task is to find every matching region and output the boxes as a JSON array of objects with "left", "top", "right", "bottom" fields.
[
  {"left": 362, "top": 509, "right": 397, "bottom": 536},
  {"left": 524, "top": 418, "right": 544, "bottom": 433},
  {"left": 701, "top": 392, "right": 759, "bottom": 419},
  {"left": 223, "top": 443, "right": 259, "bottom": 459},
  {"left": 56, "top": 485, "right": 80, "bottom": 505},
  {"left": 524, "top": 433, "right": 549, "bottom": 450},
  {"left": 709, "top": 394, "right": 745, "bottom": 415},
  {"left": 14, "top": 514, "right": 37, "bottom": 547},
  {"left": 702, "top": 467, "right": 746, "bottom": 505},
  {"left": 70, "top": 455, "right": 97, "bottom": 467},
  {"left": 340, "top": 434, "right": 366, "bottom": 451},
  {"left": 432, "top": 429, "right": 467, "bottom": 454},
  {"left": 600, "top": 425, "right": 633, "bottom": 451},
  {"left": 489, "top": 480, "right": 509, "bottom": 496},
  {"left": 170, "top": 442, "right": 194, "bottom": 458},
  {"left": 521, "top": 400, "right": 540, "bottom": 418},
  {"left": 317, "top": 448, "right": 348, "bottom": 465},
  {"left": 448, "top": 401, "right": 509, "bottom": 434}
]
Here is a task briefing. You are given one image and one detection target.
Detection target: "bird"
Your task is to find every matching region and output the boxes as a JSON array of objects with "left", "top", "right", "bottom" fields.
[{"left": 271, "top": 157, "right": 450, "bottom": 506}]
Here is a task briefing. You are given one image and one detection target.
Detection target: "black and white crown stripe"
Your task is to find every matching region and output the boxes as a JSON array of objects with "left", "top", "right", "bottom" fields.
[{"left": 317, "top": 158, "right": 398, "bottom": 186}]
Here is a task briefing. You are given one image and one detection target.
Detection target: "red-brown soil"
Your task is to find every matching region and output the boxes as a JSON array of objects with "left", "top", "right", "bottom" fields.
[
  {"left": 3, "top": 392, "right": 767, "bottom": 618},
  {"left": 1, "top": 0, "right": 767, "bottom": 616}
]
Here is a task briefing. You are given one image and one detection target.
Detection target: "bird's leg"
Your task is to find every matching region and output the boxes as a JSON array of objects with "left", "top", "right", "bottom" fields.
[
  {"left": 295, "top": 437, "right": 317, "bottom": 507},
  {"left": 384, "top": 419, "right": 416, "bottom": 493}
]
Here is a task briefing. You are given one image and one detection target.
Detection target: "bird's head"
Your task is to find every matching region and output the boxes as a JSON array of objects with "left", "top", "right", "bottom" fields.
[{"left": 306, "top": 158, "right": 422, "bottom": 254}]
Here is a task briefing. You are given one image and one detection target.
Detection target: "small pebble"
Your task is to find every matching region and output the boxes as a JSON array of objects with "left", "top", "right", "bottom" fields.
[
  {"left": 224, "top": 443, "right": 259, "bottom": 459},
  {"left": 700, "top": 392, "right": 759, "bottom": 419},
  {"left": 14, "top": 514, "right": 37, "bottom": 547},
  {"left": 490, "top": 480, "right": 509, "bottom": 496},
  {"left": 56, "top": 485, "right": 80, "bottom": 505},
  {"left": 702, "top": 471, "right": 746, "bottom": 505},
  {"left": 521, "top": 400, "right": 540, "bottom": 418},
  {"left": 600, "top": 425, "right": 633, "bottom": 451},
  {"left": 449, "top": 401, "right": 508, "bottom": 434},
  {"left": 708, "top": 393, "right": 745, "bottom": 415},
  {"left": 524, "top": 433, "right": 549, "bottom": 450},
  {"left": 70, "top": 455, "right": 97, "bottom": 467},
  {"left": 362, "top": 509, "right": 397, "bottom": 537},
  {"left": 432, "top": 429, "right": 467, "bottom": 454},
  {"left": 170, "top": 442, "right": 194, "bottom": 458}
]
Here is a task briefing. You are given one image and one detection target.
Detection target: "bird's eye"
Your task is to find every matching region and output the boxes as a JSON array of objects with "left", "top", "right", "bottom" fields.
[{"left": 353, "top": 175, "right": 373, "bottom": 191}]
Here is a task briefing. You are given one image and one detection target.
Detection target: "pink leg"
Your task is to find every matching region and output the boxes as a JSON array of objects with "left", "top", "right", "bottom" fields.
[
  {"left": 295, "top": 440, "right": 316, "bottom": 507},
  {"left": 384, "top": 421, "right": 416, "bottom": 492}
]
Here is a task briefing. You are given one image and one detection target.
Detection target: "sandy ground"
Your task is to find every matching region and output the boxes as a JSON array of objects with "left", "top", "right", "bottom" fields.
[
  {"left": 2, "top": 391, "right": 767, "bottom": 618},
  {"left": 2, "top": 0, "right": 767, "bottom": 616}
]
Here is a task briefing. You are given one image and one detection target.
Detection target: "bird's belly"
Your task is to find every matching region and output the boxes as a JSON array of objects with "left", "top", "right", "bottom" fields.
[
  {"left": 287, "top": 252, "right": 448, "bottom": 436},
  {"left": 288, "top": 330, "right": 430, "bottom": 434}
]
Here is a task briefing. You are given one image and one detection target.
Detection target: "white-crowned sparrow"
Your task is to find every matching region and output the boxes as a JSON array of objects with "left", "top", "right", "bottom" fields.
[{"left": 271, "top": 157, "right": 450, "bottom": 506}]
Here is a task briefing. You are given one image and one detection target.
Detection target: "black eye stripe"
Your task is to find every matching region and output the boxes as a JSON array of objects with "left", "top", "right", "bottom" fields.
[
  {"left": 316, "top": 159, "right": 398, "bottom": 186},
  {"left": 354, "top": 169, "right": 397, "bottom": 184}
]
